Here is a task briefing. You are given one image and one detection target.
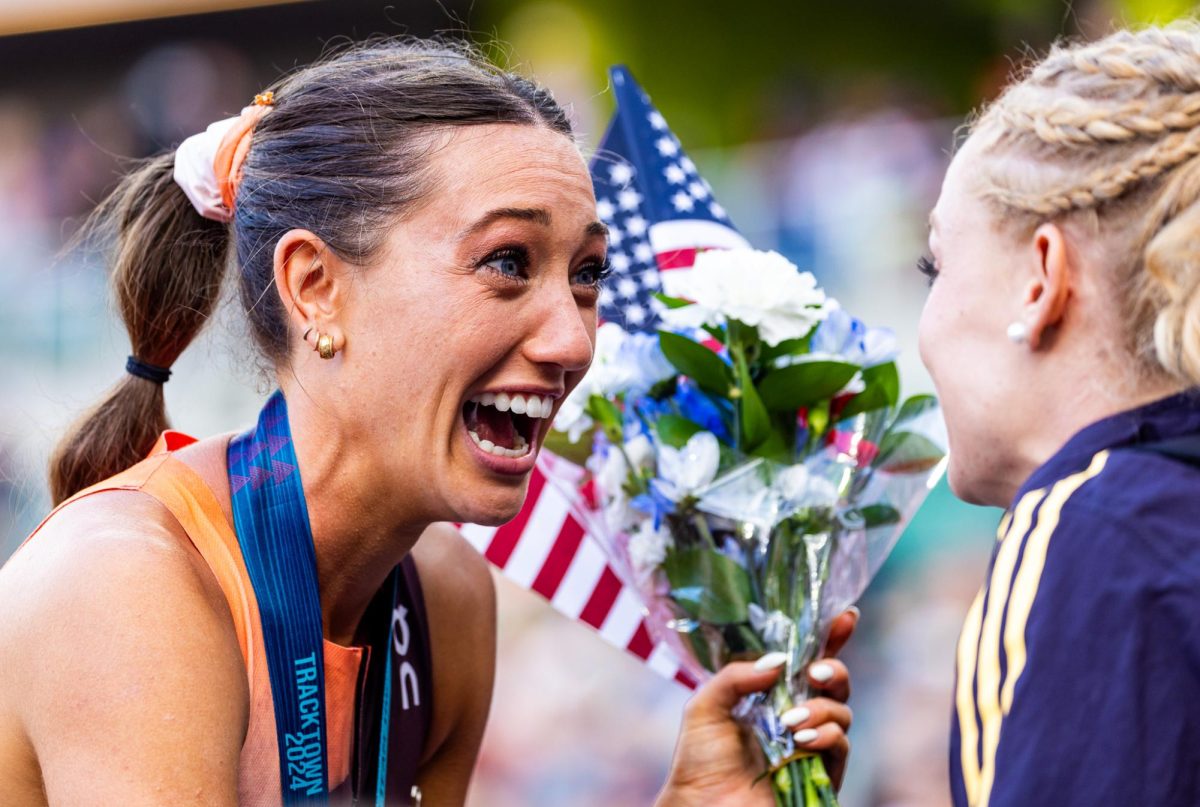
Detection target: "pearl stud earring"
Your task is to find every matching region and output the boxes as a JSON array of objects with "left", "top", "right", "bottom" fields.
[{"left": 1006, "top": 321, "right": 1029, "bottom": 344}]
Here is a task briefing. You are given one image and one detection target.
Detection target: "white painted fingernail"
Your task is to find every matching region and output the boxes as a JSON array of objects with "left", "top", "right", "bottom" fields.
[
  {"left": 809, "top": 662, "right": 835, "bottom": 682},
  {"left": 754, "top": 652, "right": 788, "bottom": 671},
  {"left": 780, "top": 706, "right": 810, "bottom": 727},
  {"left": 794, "top": 728, "right": 819, "bottom": 744}
]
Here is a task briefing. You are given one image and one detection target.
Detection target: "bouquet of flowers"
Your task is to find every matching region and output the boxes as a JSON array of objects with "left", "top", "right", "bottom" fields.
[{"left": 554, "top": 248, "right": 946, "bottom": 807}]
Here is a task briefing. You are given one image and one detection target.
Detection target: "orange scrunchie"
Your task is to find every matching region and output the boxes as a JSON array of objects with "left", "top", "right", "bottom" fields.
[{"left": 213, "top": 91, "right": 274, "bottom": 212}]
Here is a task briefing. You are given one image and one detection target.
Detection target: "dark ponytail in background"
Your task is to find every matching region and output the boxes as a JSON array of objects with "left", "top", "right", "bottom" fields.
[{"left": 47, "top": 37, "right": 573, "bottom": 505}]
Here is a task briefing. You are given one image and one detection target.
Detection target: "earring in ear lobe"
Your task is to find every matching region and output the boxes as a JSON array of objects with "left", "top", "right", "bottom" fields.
[
  {"left": 317, "top": 333, "right": 337, "bottom": 360},
  {"left": 1006, "top": 321, "right": 1029, "bottom": 344}
]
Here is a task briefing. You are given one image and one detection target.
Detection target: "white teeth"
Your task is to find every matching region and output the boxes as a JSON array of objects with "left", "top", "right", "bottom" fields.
[
  {"left": 469, "top": 391, "right": 556, "bottom": 419},
  {"left": 468, "top": 429, "right": 531, "bottom": 459}
]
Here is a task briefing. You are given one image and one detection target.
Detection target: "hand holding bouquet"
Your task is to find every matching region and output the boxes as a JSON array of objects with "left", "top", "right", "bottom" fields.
[{"left": 555, "top": 248, "right": 946, "bottom": 807}]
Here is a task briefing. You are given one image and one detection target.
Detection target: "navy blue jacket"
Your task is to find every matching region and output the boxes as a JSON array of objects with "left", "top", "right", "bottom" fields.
[{"left": 950, "top": 391, "right": 1200, "bottom": 807}]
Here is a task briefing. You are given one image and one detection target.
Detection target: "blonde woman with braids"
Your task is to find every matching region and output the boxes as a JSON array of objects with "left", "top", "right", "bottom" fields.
[
  {"left": 0, "top": 39, "right": 852, "bottom": 807},
  {"left": 920, "top": 24, "right": 1200, "bottom": 807}
]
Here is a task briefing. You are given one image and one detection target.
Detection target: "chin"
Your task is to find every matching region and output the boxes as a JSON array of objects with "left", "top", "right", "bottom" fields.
[
  {"left": 946, "top": 457, "right": 1009, "bottom": 509},
  {"left": 447, "top": 479, "right": 531, "bottom": 527}
]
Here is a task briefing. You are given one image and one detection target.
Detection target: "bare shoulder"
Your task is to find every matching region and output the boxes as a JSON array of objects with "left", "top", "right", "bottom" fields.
[{"left": 0, "top": 490, "right": 246, "bottom": 805}]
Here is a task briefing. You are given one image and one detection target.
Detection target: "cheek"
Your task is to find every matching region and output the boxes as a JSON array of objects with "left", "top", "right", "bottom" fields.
[{"left": 916, "top": 291, "right": 946, "bottom": 379}]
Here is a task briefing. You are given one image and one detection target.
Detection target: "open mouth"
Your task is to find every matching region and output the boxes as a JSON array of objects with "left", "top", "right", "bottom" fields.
[{"left": 462, "top": 392, "right": 556, "bottom": 460}]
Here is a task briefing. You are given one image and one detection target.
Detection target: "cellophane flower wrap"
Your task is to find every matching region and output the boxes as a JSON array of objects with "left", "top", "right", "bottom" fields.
[{"left": 554, "top": 248, "right": 947, "bottom": 807}]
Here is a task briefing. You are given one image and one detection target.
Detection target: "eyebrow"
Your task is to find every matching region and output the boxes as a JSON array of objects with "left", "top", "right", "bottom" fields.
[{"left": 460, "top": 207, "right": 609, "bottom": 240}]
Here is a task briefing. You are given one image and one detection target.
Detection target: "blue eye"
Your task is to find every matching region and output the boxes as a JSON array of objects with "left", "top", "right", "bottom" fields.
[
  {"left": 479, "top": 247, "right": 530, "bottom": 280},
  {"left": 574, "top": 258, "right": 612, "bottom": 288}
]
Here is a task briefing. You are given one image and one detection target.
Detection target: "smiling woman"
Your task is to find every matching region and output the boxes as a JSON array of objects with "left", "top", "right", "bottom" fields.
[{"left": 0, "top": 37, "right": 850, "bottom": 807}]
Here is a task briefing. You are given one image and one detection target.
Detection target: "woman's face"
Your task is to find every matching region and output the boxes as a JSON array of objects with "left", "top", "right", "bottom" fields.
[
  {"left": 918, "top": 135, "right": 1033, "bottom": 506},
  {"left": 331, "top": 123, "right": 605, "bottom": 526}
]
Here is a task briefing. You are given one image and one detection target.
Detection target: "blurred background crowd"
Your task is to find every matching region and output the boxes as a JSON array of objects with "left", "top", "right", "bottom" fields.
[{"left": 0, "top": 0, "right": 1191, "bottom": 805}]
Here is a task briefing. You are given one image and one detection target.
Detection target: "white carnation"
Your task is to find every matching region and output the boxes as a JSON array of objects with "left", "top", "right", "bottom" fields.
[
  {"left": 628, "top": 520, "right": 673, "bottom": 579},
  {"left": 661, "top": 248, "right": 828, "bottom": 346}
]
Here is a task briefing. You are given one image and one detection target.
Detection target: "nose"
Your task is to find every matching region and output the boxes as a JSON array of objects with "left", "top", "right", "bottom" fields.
[{"left": 521, "top": 280, "right": 596, "bottom": 374}]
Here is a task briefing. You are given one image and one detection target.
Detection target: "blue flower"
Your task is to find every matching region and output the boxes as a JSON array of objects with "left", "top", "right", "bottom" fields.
[
  {"left": 632, "top": 486, "right": 678, "bottom": 528},
  {"left": 811, "top": 306, "right": 898, "bottom": 367},
  {"left": 673, "top": 380, "right": 732, "bottom": 442}
]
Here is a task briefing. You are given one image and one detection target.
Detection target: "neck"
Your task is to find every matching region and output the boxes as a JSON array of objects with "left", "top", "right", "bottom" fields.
[
  {"left": 995, "top": 369, "right": 1186, "bottom": 507},
  {"left": 284, "top": 389, "right": 426, "bottom": 646}
]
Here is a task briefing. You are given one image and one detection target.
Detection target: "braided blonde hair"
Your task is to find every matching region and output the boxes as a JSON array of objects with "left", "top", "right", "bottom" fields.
[{"left": 971, "top": 23, "right": 1200, "bottom": 385}]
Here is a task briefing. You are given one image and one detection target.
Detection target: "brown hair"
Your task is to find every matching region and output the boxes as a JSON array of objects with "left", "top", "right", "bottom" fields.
[
  {"left": 967, "top": 23, "right": 1200, "bottom": 387},
  {"left": 49, "top": 38, "right": 573, "bottom": 504}
]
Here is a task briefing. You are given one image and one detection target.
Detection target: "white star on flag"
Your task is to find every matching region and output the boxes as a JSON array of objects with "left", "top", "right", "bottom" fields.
[
  {"left": 596, "top": 199, "right": 616, "bottom": 221},
  {"left": 680, "top": 156, "right": 696, "bottom": 174},
  {"left": 617, "top": 188, "right": 643, "bottom": 211},
  {"left": 648, "top": 111, "right": 667, "bottom": 130},
  {"left": 689, "top": 181, "right": 709, "bottom": 199},
  {"left": 610, "top": 252, "right": 631, "bottom": 272},
  {"left": 633, "top": 242, "right": 653, "bottom": 263},
  {"left": 617, "top": 277, "right": 639, "bottom": 299},
  {"left": 672, "top": 191, "right": 695, "bottom": 212},
  {"left": 664, "top": 163, "right": 686, "bottom": 184},
  {"left": 609, "top": 162, "right": 635, "bottom": 186},
  {"left": 625, "top": 215, "right": 648, "bottom": 237},
  {"left": 656, "top": 136, "right": 680, "bottom": 157}
]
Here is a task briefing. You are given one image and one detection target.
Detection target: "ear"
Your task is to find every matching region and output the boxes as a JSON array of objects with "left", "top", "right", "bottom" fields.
[
  {"left": 273, "top": 229, "right": 351, "bottom": 354},
  {"left": 1022, "top": 222, "right": 1074, "bottom": 351}
]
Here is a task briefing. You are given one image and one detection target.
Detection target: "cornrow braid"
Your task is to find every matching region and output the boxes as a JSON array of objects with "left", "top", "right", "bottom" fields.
[
  {"left": 969, "top": 22, "right": 1200, "bottom": 387},
  {"left": 994, "top": 90, "right": 1200, "bottom": 146},
  {"left": 985, "top": 126, "right": 1200, "bottom": 216},
  {"left": 1032, "top": 29, "right": 1200, "bottom": 92}
]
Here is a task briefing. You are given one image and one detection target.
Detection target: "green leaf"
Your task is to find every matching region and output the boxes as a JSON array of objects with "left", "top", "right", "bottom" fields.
[
  {"left": 838, "top": 361, "right": 900, "bottom": 420},
  {"left": 653, "top": 292, "right": 692, "bottom": 310},
  {"left": 656, "top": 414, "right": 705, "bottom": 449},
  {"left": 893, "top": 393, "right": 939, "bottom": 427},
  {"left": 658, "top": 330, "right": 733, "bottom": 397},
  {"left": 584, "top": 395, "right": 623, "bottom": 442},
  {"left": 760, "top": 333, "right": 813, "bottom": 363},
  {"left": 875, "top": 430, "right": 946, "bottom": 474},
  {"left": 734, "top": 348, "right": 771, "bottom": 449},
  {"left": 757, "top": 360, "right": 860, "bottom": 411},
  {"left": 750, "top": 426, "right": 793, "bottom": 463},
  {"left": 701, "top": 324, "right": 727, "bottom": 345},
  {"left": 859, "top": 503, "right": 902, "bottom": 528},
  {"left": 663, "top": 547, "right": 754, "bottom": 625}
]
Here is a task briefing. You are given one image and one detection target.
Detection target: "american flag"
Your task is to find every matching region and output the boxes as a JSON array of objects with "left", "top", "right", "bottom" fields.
[
  {"left": 594, "top": 66, "right": 749, "bottom": 331},
  {"left": 463, "top": 67, "right": 749, "bottom": 688}
]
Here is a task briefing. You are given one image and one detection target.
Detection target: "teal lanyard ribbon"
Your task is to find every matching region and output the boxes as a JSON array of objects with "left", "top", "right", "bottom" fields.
[{"left": 229, "top": 390, "right": 399, "bottom": 804}]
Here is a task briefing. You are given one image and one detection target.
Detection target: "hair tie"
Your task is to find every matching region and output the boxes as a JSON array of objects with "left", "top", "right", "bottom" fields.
[
  {"left": 126, "top": 356, "right": 172, "bottom": 385},
  {"left": 173, "top": 91, "right": 275, "bottom": 222}
]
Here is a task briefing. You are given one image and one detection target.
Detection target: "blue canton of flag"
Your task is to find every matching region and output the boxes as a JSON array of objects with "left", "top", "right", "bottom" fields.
[{"left": 590, "top": 66, "right": 749, "bottom": 333}]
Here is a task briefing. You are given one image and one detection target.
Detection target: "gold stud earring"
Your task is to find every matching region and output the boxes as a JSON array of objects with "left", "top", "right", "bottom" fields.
[{"left": 317, "top": 333, "right": 336, "bottom": 360}]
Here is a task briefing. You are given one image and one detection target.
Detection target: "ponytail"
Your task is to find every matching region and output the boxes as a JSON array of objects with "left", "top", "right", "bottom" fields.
[{"left": 48, "top": 153, "right": 228, "bottom": 504}]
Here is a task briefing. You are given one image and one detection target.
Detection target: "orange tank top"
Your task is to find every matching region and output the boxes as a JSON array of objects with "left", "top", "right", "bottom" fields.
[{"left": 21, "top": 432, "right": 394, "bottom": 804}]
